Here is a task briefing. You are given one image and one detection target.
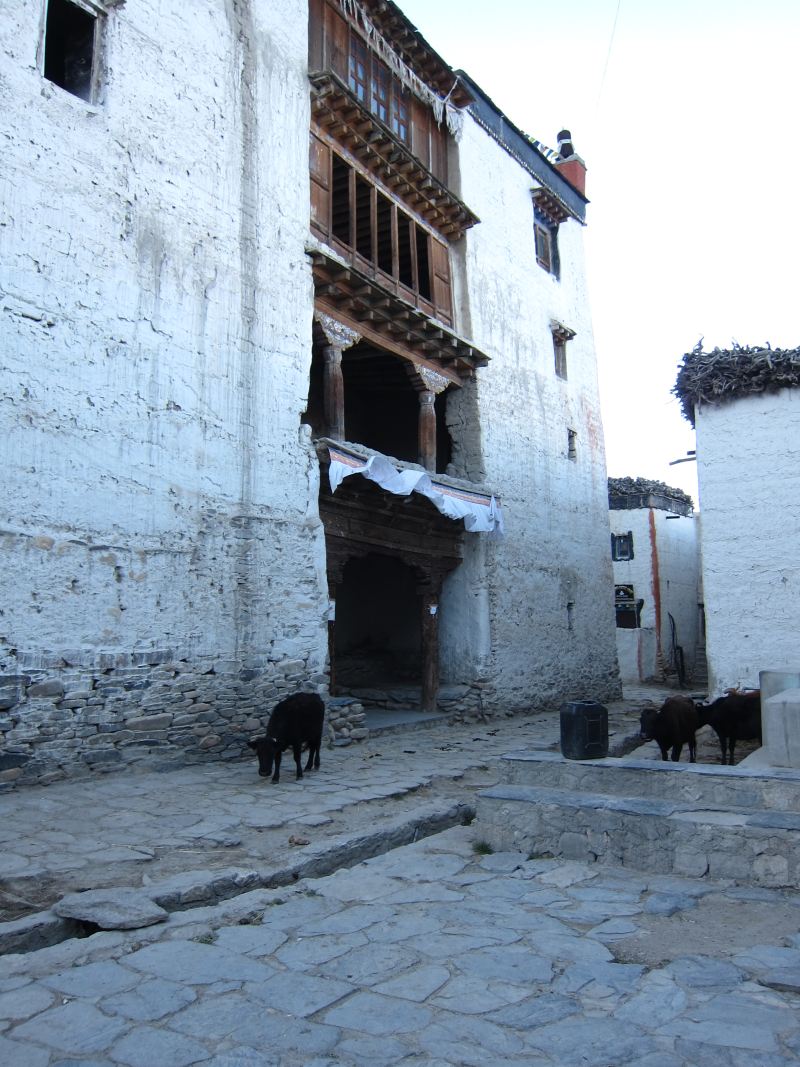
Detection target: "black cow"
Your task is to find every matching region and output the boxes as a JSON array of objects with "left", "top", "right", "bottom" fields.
[
  {"left": 696, "top": 689, "right": 761, "bottom": 765},
  {"left": 640, "top": 696, "right": 698, "bottom": 762},
  {"left": 248, "top": 692, "right": 324, "bottom": 783}
]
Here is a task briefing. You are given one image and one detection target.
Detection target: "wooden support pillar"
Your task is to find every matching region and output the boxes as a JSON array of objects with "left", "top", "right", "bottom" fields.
[
  {"left": 314, "top": 311, "right": 361, "bottom": 442},
  {"left": 418, "top": 389, "right": 436, "bottom": 471},
  {"left": 421, "top": 589, "right": 440, "bottom": 712},
  {"left": 416, "top": 366, "right": 450, "bottom": 474},
  {"left": 323, "top": 344, "right": 345, "bottom": 441}
]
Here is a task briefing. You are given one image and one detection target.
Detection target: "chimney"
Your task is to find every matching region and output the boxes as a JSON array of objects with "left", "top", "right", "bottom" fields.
[{"left": 554, "top": 128, "right": 587, "bottom": 197}]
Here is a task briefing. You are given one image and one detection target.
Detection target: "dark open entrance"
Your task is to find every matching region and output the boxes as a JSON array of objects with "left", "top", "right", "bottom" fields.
[
  {"left": 335, "top": 555, "right": 421, "bottom": 689},
  {"left": 303, "top": 326, "right": 453, "bottom": 474}
]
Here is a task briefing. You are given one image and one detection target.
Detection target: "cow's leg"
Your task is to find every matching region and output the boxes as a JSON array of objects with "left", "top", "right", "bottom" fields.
[
  {"left": 313, "top": 739, "right": 321, "bottom": 769},
  {"left": 689, "top": 737, "right": 697, "bottom": 763},
  {"left": 304, "top": 744, "right": 315, "bottom": 771},
  {"left": 670, "top": 743, "right": 681, "bottom": 762},
  {"left": 659, "top": 743, "right": 669, "bottom": 761},
  {"left": 293, "top": 743, "right": 303, "bottom": 779},
  {"left": 728, "top": 738, "right": 736, "bottom": 765},
  {"left": 271, "top": 750, "right": 281, "bottom": 784}
]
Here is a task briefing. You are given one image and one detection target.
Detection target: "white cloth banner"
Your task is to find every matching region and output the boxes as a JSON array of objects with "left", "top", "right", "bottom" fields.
[{"left": 328, "top": 448, "right": 504, "bottom": 536}]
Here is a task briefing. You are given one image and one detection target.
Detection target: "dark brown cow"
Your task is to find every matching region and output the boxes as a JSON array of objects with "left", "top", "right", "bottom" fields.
[
  {"left": 696, "top": 690, "right": 761, "bottom": 765},
  {"left": 248, "top": 693, "right": 324, "bottom": 783},
  {"left": 640, "top": 696, "right": 698, "bottom": 762}
]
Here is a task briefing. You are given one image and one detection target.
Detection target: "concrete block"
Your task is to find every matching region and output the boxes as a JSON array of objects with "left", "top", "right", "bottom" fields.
[{"left": 763, "top": 688, "right": 800, "bottom": 768}]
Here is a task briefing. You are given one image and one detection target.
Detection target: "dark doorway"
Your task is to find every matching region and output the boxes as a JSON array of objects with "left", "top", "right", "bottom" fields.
[{"left": 335, "top": 554, "right": 421, "bottom": 689}]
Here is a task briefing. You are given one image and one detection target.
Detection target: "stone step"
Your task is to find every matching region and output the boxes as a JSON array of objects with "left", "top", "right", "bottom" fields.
[
  {"left": 498, "top": 750, "right": 800, "bottom": 812},
  {"left": 475, "top": 781, "right": 800, "bottom": 888}
]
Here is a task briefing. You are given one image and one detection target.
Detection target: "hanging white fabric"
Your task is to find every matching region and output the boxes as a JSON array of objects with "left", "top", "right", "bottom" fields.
[
  {"left": 336, "top": 0, "right": 465, "bottom": 140},
  {"left": 328, "top": 446, "right": 504, "bottom": 537}
]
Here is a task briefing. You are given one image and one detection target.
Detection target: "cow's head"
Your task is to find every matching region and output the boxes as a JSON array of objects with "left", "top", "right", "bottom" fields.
[
  {"left": 247, "top": 737, "right": 279, "bottom": 778},
  {"left": 639, "top": 708, "right": 658, "bottom": 740}
]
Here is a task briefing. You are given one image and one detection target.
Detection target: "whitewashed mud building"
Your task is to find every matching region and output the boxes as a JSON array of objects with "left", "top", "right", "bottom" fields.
[
  {"left": 0, "top": 0, "right": 620, "bottom": 785},
  {"left": 608, "top": 478, "right": 700, "bottom": 686},
  {"left": 674, "top": 343, "right": 800, "bottom": 695}
]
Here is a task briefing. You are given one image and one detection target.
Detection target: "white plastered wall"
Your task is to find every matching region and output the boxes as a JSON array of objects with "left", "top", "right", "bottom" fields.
[
  {"left": 440, "top": 113, "right": 621, "bottom": 708},
  {"left": 0, "top": 0, "right": 328, "bottom": 675},
  {"left": 610, "top": 509, "right": 699, "bottom": 683},
  {"left": 696, "top": 388, "right": 800, "bottom": 693}
]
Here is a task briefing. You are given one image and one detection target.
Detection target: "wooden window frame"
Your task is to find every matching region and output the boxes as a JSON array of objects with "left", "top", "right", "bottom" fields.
[
  {"left": 535, "top": 223, "right": 552, "bottom": 272},
  {"left": 551, "top": 322, "right": 575, "bottom": 381}
]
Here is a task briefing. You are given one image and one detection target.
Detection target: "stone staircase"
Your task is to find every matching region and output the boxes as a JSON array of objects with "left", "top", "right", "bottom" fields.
[
  {"left": 475, "top": 749, "right": 800, "bottom": 888},
  {"left": 692, "top": 643, "right": 709, "bottom": 692}
]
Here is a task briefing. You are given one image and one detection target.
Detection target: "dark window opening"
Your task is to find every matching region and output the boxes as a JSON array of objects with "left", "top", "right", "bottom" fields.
[
  {"left": 342, "top": 344, "right": 419, "bottom": 462},
  {"left": 615, "top": 585, "right": 643, "bottom": 629},
  {"left": 376, "top": 192, "right": 393, "bottom": 274},
  {"left": 308, "top": 334, "right": 454, "bottom": 471},
  {"left": 611, "top": 531, "right": 635, "bottom": 561},
  {"left": 415, "top": 226, "right": 431, "bottom": 301},
  {"left": 44, "top": 0, "right": 96, "bottom": 102},
  {"left": 331, "top": 155, "right": 351, "bottom": 245},
  {"left": 397, "top": 214, "right": 414, "bottom": 288},
  {"left": 355, "top": 175, "right": 373, "bottom": 262}
]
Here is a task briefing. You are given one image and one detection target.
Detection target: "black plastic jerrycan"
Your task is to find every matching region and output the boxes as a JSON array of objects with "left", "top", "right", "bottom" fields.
[{"left": 559, "top": 700, "right": 608, "bottom": 760}]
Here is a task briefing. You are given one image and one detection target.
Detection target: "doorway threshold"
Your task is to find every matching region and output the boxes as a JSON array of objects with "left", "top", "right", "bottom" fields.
[{"left": 364, "top": 707, "right": 450, "bottom": 735}]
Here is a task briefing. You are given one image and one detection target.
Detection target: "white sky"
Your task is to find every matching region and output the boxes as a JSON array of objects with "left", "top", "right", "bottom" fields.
[{"left": 397, "top": 0, "right": 800, "bottom": 507}]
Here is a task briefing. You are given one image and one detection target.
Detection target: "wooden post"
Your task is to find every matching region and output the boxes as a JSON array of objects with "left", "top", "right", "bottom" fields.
[
  {"left": 416, "top": 366, "right": 450, "bottom": 473},
  {"left": 418, "top": 389, "right": 436, "bottom": 471},
  {"left": 314, "top": 311, "right": 361, "bottom": 442},
  {"left": 323, "top": 344, "right": 345, "bottom": 441},
  {"left": 421, "top": 590, "right": 439, "bottom": 712}
]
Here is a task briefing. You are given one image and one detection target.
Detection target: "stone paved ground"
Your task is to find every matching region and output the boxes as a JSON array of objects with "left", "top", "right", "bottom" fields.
[
  {"left": 0, "top": 694, "right": 652, "bottom": 924},
  {"left": 3, "top": 686, "right": 799, "bottom": 1065}
]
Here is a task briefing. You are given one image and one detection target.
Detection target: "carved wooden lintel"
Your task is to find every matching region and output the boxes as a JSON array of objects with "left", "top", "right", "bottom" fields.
[{"left": 315, "top": 310, "right": 361, "bottom": 351}]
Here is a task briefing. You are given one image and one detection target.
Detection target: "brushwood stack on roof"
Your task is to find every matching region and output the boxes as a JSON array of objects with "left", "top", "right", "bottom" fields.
[
  {"left": 608, "top": 477, "right": 693, "bottom": 515},
  {"left": 673, "top": 342, "right": 800, "bottom": 426}
]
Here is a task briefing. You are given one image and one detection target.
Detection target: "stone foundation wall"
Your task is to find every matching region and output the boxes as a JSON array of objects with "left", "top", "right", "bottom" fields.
[{"left": 0, "top": 655, "right": 328, "bottom": 789}]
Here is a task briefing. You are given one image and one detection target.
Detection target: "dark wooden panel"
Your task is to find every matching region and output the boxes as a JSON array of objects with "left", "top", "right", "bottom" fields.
[
  {"left": 310, "top": 133, "right": 331, "bottom": 230},
  {"left": 326, "top": 2, "right": 348, "bottom": 80},
  {"left": 430, "top": 123, "right": 448, "bottom": 185},
  {"left": 308, "top": 0, "right": 325, "bottom": 69},
  {"left": 430, "top": 237, "right": 453, "bottom": 326},
  {"left": 411, "top": 98, "right": 430, "bottom": 170}
]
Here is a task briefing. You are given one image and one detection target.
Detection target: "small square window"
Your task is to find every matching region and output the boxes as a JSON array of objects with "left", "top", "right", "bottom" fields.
[
  {"left": 567, "top": 428, "right": 577, "bottom": 461},
  {"left": 611, "top": 531, "right": 634, "bottom": 561},
  {"left": 44, "top": 0, "right": 99, "bottom": 102}
]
